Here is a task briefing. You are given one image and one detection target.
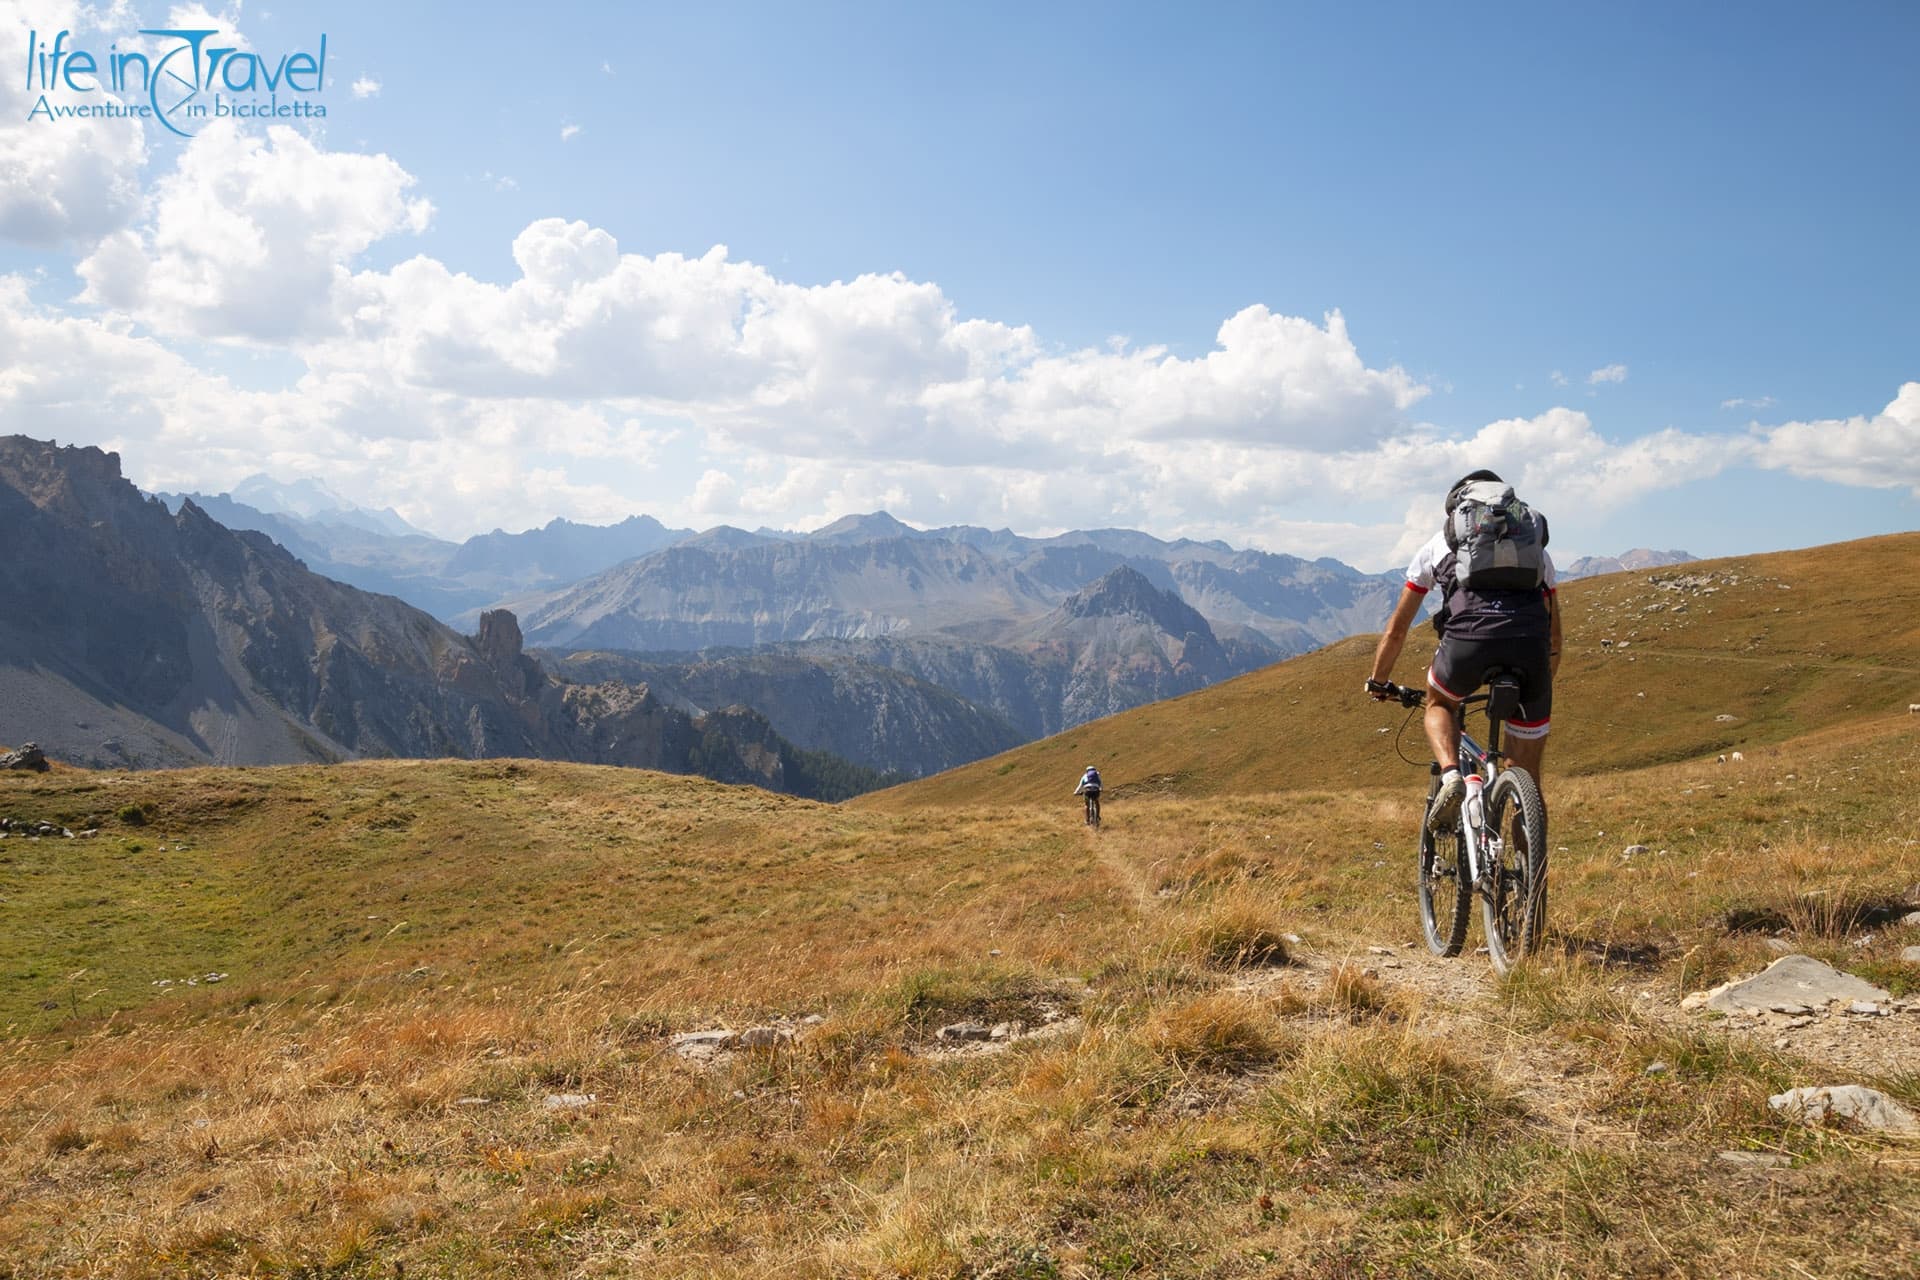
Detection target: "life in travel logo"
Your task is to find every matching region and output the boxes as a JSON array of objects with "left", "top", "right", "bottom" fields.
[{"left": 24, "top": 27, "right": 329, "bottom": 137}]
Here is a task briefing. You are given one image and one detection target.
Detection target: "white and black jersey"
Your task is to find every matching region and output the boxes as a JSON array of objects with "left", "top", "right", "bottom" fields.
[{"left": 1403, "top": 530, "right": 1558, "bottom": 643}]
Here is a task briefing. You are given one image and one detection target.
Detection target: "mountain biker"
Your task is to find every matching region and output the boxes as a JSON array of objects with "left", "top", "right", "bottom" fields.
[
  {"left": 1365, "top": 469, "right": 1561, "bottom": 833},
  {"left": 1074, "top": 765, "right": 1103, "bottom": 825}
]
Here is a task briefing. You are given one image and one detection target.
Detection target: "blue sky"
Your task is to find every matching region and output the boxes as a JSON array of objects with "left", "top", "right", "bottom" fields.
[{"left": 2, "top": 1, "right": 1916, "bottom": 567}]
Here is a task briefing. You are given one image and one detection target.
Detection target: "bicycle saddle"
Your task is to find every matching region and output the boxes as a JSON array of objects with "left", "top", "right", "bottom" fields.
[{"left": 1483, "top": 668, "right": 1523, "bottom": 723}]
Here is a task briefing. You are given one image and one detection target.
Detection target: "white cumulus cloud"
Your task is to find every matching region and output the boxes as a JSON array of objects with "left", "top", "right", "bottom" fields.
[
  {"left": 1752, "top": 383, "right": 1920, "bottom": 495},
  {"left": 1587, "top": 363, "right": 1629, "bottom": 385},
  {"left": 351, "top": 76, "right": 381, "bottom": 98},
  {"left": 0, "top": 1, "right": 150, "bottom": 247},
  {"left": 77, "top": 122, "right": 432, "bottom": 342}
]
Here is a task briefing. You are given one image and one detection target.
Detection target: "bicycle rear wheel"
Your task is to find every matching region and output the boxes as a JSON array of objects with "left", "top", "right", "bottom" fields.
[
  {"left": 1481, "top": 767, "right": 1548, "bottom": 974},
  {"left": 1418, "top": 770, "right": 1470, "bottom": 956}
]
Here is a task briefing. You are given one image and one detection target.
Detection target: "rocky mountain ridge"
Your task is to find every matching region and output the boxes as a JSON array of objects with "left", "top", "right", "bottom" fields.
[{"left": 2, "top": 438, "right": 888, "bottom": 798}]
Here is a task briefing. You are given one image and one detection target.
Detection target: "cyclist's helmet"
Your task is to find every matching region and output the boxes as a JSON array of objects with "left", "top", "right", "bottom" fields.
[{"left": 1444, "top": 468, "right": 1504, "bottom": 514}]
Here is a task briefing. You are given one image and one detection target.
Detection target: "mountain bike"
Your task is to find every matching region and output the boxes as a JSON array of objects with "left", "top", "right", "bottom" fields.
[
  {"left": 1080, "top": 789, "right": 1101, "bottom": 828},
  {"left": 1367, "top": 675, "right": 1547, "bottom": 974}
]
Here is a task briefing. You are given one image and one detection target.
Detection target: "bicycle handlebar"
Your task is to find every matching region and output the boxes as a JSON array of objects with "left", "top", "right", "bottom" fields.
[{"left": 1365, "top": 678, "right": 1426, "bottom": 708}]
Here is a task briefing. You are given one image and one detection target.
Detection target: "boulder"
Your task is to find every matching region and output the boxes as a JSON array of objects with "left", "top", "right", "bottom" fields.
[
  {"left": 1768, "top": 1086, "right": 1918, "bottom": 1135},
  {"left": 0, "top": 744, "right": 49, "bottom": 772},
  {"left": 1705, "top": 955, "right": 1890, "bottom": 1016}
]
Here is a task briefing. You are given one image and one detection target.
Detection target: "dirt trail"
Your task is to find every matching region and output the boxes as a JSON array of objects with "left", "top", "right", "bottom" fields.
[
  {"left": 1085, "top": 824, "right": 1163, "bottom": 910},
  {"left": 1336, "top": 935, "right": 1915, "bottom": 1108},
  {"left": 1090, "top": 812, "right": 1920, "bottom": 1133}
]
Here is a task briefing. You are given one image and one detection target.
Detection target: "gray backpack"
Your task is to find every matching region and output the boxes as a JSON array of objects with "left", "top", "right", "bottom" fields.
[{"left": 1444, "top": 480, "right": 1547, "bottom": 591}]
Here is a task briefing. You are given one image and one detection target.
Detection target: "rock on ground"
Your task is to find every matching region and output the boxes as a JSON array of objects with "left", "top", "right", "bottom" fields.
[
  {"left": 0, "top": 744, "right": 49, "bottom": 771},
  {"left": 1704, "top": 954, "right": 1891, "bottom": 1016},
  {"left": 1768, "top": 1086, "right": 1919, "bottom": 1135}
]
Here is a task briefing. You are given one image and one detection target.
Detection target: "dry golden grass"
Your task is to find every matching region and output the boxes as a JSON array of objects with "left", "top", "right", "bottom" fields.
[
  {"left": 3, "top": 534, "right": 1920, "bottom": 1276},
  {"left": 1, "top": 712, "right": 1914, "bottom": 1277}
]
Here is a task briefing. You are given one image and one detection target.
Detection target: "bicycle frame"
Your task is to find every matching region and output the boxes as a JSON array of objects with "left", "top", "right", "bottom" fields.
[{"left": 1453, "top": 709, "right": 1503, "bottom": 888}]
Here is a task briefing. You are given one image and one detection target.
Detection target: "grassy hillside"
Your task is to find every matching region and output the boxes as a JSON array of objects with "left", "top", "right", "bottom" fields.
[
  {"left": 2, "top": 532, "right": 1918, "bottom": 1278},
  {"left": 863, "top": 532, "right": 1920, "bottom": 811}
]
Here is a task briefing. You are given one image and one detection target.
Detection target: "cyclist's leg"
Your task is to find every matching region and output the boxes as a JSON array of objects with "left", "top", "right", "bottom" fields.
[
  {"left": 1425, "top": 641, "right": 1479, "bottom": 771},
  {"left": 1424, "top": 640, "right": 1481, "bottom": 831},
  {"left": 1423, "top": 696, "right": 1460, "bottom": 770},
  {"left": 1502, "top": 637, "right": 1554, "bottom": 800},
  {"left": 1505, "top": 730, "right": 1546, "bottom": 781}
]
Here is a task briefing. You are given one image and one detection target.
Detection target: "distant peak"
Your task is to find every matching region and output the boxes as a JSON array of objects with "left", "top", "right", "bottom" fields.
[
  {"left": 808, "top": 511, "right": 918, "bottom": 542},
  {"left": 1064, "top": 565, "right": 1204, "bottom": 629}
]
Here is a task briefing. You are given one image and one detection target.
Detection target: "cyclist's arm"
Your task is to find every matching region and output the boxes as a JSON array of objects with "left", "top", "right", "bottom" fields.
[{"left": 1367, "top": 585, "right": 1427, "bottom": 686}]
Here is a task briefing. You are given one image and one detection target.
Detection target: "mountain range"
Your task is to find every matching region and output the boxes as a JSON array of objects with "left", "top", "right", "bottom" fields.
[
  {"left": 1559, "top": 548, "right": 1698, "bottom": 579},
  {"left": 100, "top": 461, "right": 1703, "bottom": 781},
  {"left": 1, "top": 439, "right": 888, "bottom": 798}
]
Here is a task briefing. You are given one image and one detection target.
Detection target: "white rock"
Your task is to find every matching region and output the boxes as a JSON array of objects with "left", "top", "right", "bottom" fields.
[
  {"left": 669, "top": 1029, "right": 738, "bottom": 1059},
  {"left": 455, "top": 1096, "right": 491, "bottom": 1106},
  {"left": 1900, "top": 946, "right": 1920, "bottom": 966},
  {"left": 1680, "top": 992, "right": 1710, "bottom": 1011},
  {"left": 1706, "top": 955, "right": 1891, "bottom": 1016},
  {"left": 542, "top": 1093, "right": 595, "bottom": 1110},
  {"left": 1717, "top": 1151, "right": 1791, "bottom": 1168},
  {"left": 1645, "top": 1061, "right": 1669, "bottom": 1075},
  {"left": 735, "top": 1025, "right": 789, "bottom": 1049},
  {"left": 1768, "top": 1086, "right": 1919, "bottom": 1135},
  {"left": 1623, "top": 844, "right": 1649, "bottom": 857}
]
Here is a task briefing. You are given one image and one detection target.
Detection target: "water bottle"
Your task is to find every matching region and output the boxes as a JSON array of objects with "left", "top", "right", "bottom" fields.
[{"left": 1463, "top": 774, "right": 1485, "bottom": 831}]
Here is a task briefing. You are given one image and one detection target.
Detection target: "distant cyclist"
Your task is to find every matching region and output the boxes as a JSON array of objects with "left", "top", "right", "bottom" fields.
[
  {"left": 1366, "top": 469, "right": 1562, "bottom": 832},
  {"left": 1075, "top": 764, "right": 1103, "bottom": 826}
]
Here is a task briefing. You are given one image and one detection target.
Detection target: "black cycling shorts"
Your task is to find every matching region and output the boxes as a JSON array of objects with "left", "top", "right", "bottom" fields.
[{"left": 1428, "top": 634, "right": 1552, "bottom": 739}]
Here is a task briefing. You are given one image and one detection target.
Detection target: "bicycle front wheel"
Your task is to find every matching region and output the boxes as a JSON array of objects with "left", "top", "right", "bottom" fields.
[
  {"left": 1480, "top": 767, "right": 1548, "bottom": 974},
  {"left": 1418, "top": 771, "right": 1470, "bottom": 957}
]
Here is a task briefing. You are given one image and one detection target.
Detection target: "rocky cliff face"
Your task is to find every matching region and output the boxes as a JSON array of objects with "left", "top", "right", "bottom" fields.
[
  {"left": 756, "top": 566, "right": 1278, "bottom": 738},
  {"left": 0, "top": 438, "right": 888, "bottom": 798},
  {"left": 520, "top": 536, "right": 1057, "bottom": 650},
  {"left": 1025, "top": 566, "right": 1271, "bottom": 728},
  {"left": 547, "top": 650, "right": 1027, "bottom": 777}
]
